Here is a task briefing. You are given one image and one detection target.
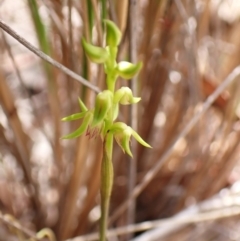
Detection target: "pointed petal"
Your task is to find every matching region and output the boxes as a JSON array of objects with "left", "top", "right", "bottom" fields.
[
  {"left": 61, "top": 113, "right": 92, "bottom": 139},
  {"left": 113, "top": 125, "right": 133, "bottom": 157},
  {"left": 78, "top": 98, "right": 88, "bottom": 112},
  {"left": 121, "top": 134, "right": 133, "bottom": 157},
  {"left": 114, "top": 132, "right": 131, "bottom": 156},
  {"left": 131, "top": 130, "right": 152, "bottom": 148},
  {"left": 61, "top": 112, "right": 87, "bottom": 121},
  {"left": 132, "top": 97, "right": 141, "bottom": 103}
]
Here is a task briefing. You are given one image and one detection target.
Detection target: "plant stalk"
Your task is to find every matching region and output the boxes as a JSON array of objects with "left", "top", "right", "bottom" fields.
[{"left": 100, "top": 132, "right": 114, "bottom": 241}]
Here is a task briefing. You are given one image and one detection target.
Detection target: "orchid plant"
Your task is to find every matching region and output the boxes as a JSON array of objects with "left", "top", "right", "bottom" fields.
[{"left": 62, "top": 20, "right": 151, "bottom": 241}]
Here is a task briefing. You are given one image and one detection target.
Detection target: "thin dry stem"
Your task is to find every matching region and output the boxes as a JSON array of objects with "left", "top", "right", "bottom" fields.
[
  {"left": 109, "top": 65, "right": 240, "bottom": 224},
  {"left": 0, "top": 19, "right": 100, "bottom": 93},
  {"left": 68, "top": 204, "right": 240, "bottom": 241}
]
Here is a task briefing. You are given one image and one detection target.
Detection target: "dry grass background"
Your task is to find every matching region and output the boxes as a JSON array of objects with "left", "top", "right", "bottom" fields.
[{"left": 0, "top": 0, "right": 240, "bottom": 240}]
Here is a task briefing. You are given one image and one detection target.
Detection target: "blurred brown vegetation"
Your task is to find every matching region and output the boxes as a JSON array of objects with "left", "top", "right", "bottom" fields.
[{"left": 1, "top": 0, "right": 240, "bottom": 240}]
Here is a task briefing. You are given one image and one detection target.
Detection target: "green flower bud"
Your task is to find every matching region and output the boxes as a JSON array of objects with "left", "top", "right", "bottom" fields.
[
  {"left": 82, "top": 38, "right": 109, "bottom": 63},
  {"left": 92, "top": 90, "right": 113, "bottom": 127},
  {"left": 114, "top": 87, "right": 141, "bottom": 105},
  {"left": 104, "top": 20, "right": 122, "bottom": 47},
  {"left": 116, "top": 61, "right": 142, "bottom": 79}
]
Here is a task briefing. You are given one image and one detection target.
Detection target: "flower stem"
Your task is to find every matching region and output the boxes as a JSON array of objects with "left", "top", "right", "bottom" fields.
[
  {"left": 100, "top": 132, "right": 113, "bottom": 241},
  {"left": 106, "top": 73, "right": 116, "bottom": 93}
]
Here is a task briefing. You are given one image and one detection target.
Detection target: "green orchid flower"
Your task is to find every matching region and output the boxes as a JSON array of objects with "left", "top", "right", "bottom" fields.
[
  {"left": 61, "top": 19, "right": 151, "bottom": 241},
  {"left": 109, "top": 122, "right": 152, "bottom": 157},
  {"left": 114, "top": 87, "right": 141, "bottom": 105},
  {"left": 61, "top": 111, "right": 93, "bottom": 139},
  {"left": 62, "top": 93, "right": 111, "bottom": 140}
]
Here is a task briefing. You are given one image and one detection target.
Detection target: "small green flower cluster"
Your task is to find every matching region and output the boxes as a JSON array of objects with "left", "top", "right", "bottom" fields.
[{"left": 62, "top": 20, "right": 151, "bottom": 157}]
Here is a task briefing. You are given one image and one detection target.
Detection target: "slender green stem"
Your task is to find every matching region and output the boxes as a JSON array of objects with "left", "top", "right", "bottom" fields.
[
  {"left": 100, "top": 0, "right": 107, "bottom": 24},
  {"left": 100, "top": 195, "right": 109, "bottom": 241},
  {"left": 87, "top": 0, "right": 94, "bottom": 40},
  {"left": 100, "top": 132, "right": 114, "bottom": 241},
  {"left": 106, "top": 75, "right": 114, "bottom": 92}
]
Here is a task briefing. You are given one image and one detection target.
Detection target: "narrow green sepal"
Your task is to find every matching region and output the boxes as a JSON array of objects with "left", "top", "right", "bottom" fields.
[
  {"left": 132, "top": 130, "right": 152, "bottom": 148},
  {"left": 82, "top": 38, "right": 109, "bottom": 63},
  {"left": 78, "top": 98, "right": 88, "bottom": 112},
  {"left": 61, "top": 112, "right": 92, "bottom": 139},
  {"left": 116, "top": 61, "right": 142, "bottom": 80},
  {"left": 61, "top": 112, "right": 87, "bottom": 121},
  {"left": 110, "top": 123, "right": 131, "bottom": 155},
  {"left": 92, "top": 90, "right": 113, "bottom": 127},
  {"left": 114, "top": 87, "right": 141, "bottom": 105},
  {"left": 104, "top": 19, "right": 122, "bottom": 47},
  {"left": 113, "top": 126, "right": 133, "bottom": 157}
]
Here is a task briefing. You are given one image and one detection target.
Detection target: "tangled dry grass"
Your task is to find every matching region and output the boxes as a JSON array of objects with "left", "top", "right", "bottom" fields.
[{"left": 1, "top": 0, "right": 240, "bottom": 240}]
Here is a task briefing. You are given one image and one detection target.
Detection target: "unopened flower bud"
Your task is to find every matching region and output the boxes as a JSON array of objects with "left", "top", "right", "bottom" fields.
[
  {"left": 92, "top": 90, "right": 113, "bottom": 127},
  {"left": 82, "top": 38, "right": 109, "bottom": 63},
  {"left": 116, "top": 61, "right": 142, "bottom": 79},
  {"left": 104, "top": 20, "right": 122, "bottom": 47}
]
